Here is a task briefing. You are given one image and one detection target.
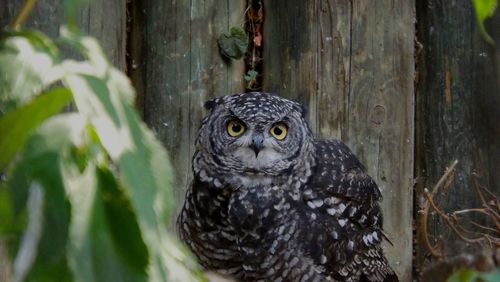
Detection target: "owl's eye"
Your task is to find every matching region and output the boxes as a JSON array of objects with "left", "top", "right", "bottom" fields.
[
  {"left": 226, "top": 120, "right": 246, "bottom": 137},
  {"left": 270, "top": 123, "right": 288, "bottom": 140}
]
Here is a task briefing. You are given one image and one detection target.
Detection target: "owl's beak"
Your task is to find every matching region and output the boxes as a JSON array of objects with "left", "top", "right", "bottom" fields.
[{"left": 249, "top": 133, "right": 264, "bottom": 157}]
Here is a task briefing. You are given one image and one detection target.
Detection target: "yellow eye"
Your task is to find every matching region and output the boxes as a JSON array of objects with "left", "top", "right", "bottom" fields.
[
  {"left": 270, "top": 123, "right": 288, "bottom": 140},
  {"left": 227, "top": 120, "right": 246, "bottom": 137}
]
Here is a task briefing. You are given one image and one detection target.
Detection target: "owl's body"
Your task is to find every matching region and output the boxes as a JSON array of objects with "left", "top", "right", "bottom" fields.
[{"left": 178, "top": 92, "right": 397, "bottom": 281}]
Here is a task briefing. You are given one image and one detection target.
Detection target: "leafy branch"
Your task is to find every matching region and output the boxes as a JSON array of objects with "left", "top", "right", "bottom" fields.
[{"left": 0, "top": 2, "right": 206, "bottom": 281}]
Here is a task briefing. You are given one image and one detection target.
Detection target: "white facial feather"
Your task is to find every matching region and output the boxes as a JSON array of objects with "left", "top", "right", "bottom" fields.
[
  {"left": 232, "top": 134, "right": 283, "bottom": 170},
  {"left": 229, "top": 131, "right": 284, "bottom": 187}
]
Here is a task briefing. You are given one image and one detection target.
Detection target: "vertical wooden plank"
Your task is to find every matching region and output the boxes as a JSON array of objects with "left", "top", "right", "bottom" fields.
[
  {"left": 263, "top": 1, "right": 414, "bottom": 280},
  {"left": 134, "top": 0, "right": 245, "bottom": 226},
  {"left": 87, "top": 0, "right": 127, "bottom": 70},
  {"left": 315, "top": 1, "right": 352, "bottom": 140},
  {"left": 262, "top": 1, "right": 318, "bottom": 117},
  {"left": 415, "top": 0, "right": 500, "bottom": 271},
  {"left": 0, "top": 0, "right": 127, "bottom": 70},
  {"left": 263, "top": 1, "right": 352, "bottom": 139},
  {"left": 347, "top": 3, "right": 414, "bottom": 281}
]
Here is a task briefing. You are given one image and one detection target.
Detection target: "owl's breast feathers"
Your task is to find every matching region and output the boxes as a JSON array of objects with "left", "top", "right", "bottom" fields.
[{"left": 178, "top": 139, "right": 398, "bottom": 281}]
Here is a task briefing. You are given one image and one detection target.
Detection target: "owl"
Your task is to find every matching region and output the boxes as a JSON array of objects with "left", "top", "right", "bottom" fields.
[{"left": 177, "top": 92, "right": 398, "bottom": 282}]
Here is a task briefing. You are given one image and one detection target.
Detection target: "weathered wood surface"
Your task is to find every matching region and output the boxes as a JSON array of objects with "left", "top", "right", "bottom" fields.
[
  {"left": 0, "top": 0, "right": 127, "bottom": 70},
  {"left": 263, "top": 1, "right": 415, "bottom": 280},
  {"left": 2, "top": 1, "right": 499, "bottom": 280},
  {"left": 131, "top": 0, "right": 246, "bottom": 225},
  {"left": 415, "top": 0, "right": 500, "bottom": 273}
]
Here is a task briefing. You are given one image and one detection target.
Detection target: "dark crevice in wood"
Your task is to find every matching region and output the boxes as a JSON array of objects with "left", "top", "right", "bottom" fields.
[
  {"left": 126, "top": 0, "right": 146, "bottom": 119},
  {"left": 244, "top": 0, "right": 264, "bottom": 92},
  {"left": 413, "top": 0, "right": 426, "bottom": 278},
  {"left": 347, "top": 0, "right": 353, "bottom": 128}
]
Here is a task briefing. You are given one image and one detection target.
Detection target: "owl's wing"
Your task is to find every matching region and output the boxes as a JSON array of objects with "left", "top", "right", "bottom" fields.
[{"left": 302, "top": 140, "right": 398, "bottom": 282}]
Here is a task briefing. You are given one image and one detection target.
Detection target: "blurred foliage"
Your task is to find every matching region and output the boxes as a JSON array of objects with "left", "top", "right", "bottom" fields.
[
  {"left": 447, "top": 268, "right": 500, "bottom": 282},
  {"left": 0, "top": 1, "right": 205, "bottom": 281},
  {"left": 472, "top": 0, "right": 498, "bottom": 44}
]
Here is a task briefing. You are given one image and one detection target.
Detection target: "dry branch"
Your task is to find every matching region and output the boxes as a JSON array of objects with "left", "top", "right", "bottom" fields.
[
  {"left": 418, "top": 160, "right": 458, "bottom": 258},
  {"left": 418, "top": 160, "right": 500, "bottom": 260}
]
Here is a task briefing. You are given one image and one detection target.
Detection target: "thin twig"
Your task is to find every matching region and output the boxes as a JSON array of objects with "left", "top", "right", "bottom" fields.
[
  {"left": 419, "top": 160, "right": 500, "bottom": 268},
  {"left": 470, "top": 221, "right": 500, "bottom": 234},
  {"left": 10, "top": 0, "right": 38, "bottom": 29},
  {"left": 418, "top": 160, "right": 458, "bottom": 258},
  {"left": 430, "top": 160, "right": 458, "bottom": 196},
  {"left": 452, "top": 208, "right": 489, "bottom": 216},
  {"left": 477, "top": 180, "right": 499, "bottom": 204},
  {"left": 451, "top": 217, "right": 492, "bottom": 241},
  {"left": 424, "top": 191, "right": 487, "bottom": 245},
  {"left": 472, "top": 174, "right": 500, "bottom": 228},
  {"left": 419, "top": 197, "right": 444, "bottom": 258}
]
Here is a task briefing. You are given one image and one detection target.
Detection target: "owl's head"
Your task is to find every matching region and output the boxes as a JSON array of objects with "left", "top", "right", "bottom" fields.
[{"left": 193, "top": 92, "right": 315, "bottom": 187}]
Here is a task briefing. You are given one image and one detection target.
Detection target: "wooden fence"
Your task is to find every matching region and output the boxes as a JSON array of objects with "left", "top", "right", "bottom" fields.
[{"left": 2, "top": 0, "right": 499, "bottom": 281}]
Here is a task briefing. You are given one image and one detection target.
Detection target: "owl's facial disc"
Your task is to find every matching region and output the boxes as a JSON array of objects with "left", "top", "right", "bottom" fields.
[
  {"left": 195, "top": 92, "right": 313, "bottom": 184},
  {"left": 228, "top": 123, "right": 296, "bottom": 175}
]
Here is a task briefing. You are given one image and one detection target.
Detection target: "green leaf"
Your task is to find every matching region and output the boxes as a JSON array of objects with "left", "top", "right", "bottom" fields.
[
  {"left": 472, "top": 0, "right": 498, "bottom": 44},
  {"left": 97, "top": 166, "right": 149, "bottom": 274},
  {"left": 478, "top": 269, "right": 500, "bottom": 282},
  {"left": 448, "top": 268, "right": 500, "bottom": 282},
  {"left": 0, "top": 87, "right": 72, "bottom": 172},
  {"left": 65, "top": 162, "right": 147, "bottom": 282},
  {"left": 218, "top": 27, "right": 248, "bottom": 60},
  {"left": 7, "top": 113, "right": 146, "bottom": 281},
  {"left": 0, "top": 30, "right": 59, "bottom": 62},
  {"left": 60, "top": 27, "right": 172, "bottom": 219},
  {"left": 1, "top": 22, "right": 206, "bottom": 281},
  {"left": 0, "top": 181, "right": 27, "bottom": 239},
  {"left": 59, "top": 26, "right": 134, "bottom": 104},
  {"left": 447, "top": 268, "right": 478, "bottom": 282},
  {"left": 6, "top": 115, "right": 81, "bottom": 281},
  {"left": 60, "top": 28, "right": 203, "bottom": 280},
  {"left": 63, "top": 70, "right": 175, "bottom": 280},
  {"left": 0, "top": 31, "right": 63, "bottom": 112},
  {"left": 244, "top": 69, "right": 258, "bottom": 81},
  {"left": 60, "top": 27, "right": 109, "bottom": 76},
  {"left": 0, "top": 183, "right": 14, "bottom": 234}
]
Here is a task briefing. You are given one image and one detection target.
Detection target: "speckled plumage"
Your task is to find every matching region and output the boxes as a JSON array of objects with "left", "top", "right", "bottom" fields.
[{"left": 178, "top": 92, "right": 398, "bottom": 282}]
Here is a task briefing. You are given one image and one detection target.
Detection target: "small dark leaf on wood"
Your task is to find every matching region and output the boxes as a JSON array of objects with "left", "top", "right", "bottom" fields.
[
  {"left": 244, "top": 70, "right": 258, "bottom": 81},
  {"left": 217, "top": 27, "right": 248, "bottom": 60}
]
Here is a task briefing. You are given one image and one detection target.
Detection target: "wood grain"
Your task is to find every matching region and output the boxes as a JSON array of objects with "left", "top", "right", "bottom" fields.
[
  {"left": 2, "top": 1, "right": 498, "bottom": 280},
  {"left": 263, "top": 1, "right": 415, "bottom": 280},
  {"left": 0, "top": 0, "right": 127, "bottom": 70},
  {"left": 131, "top": 0, "right": 246, "bottom": 226},
  {"left": 415, "top": 0, "right": 500, "bottom": 273}
]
